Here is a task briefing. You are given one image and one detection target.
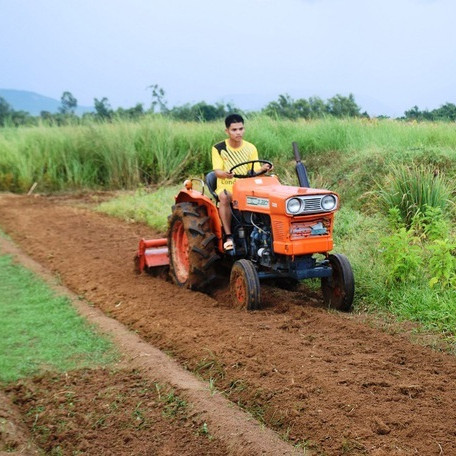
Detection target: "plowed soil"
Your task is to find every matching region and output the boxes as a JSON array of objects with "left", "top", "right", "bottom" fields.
[
  {"left": 1, "top": 192, "right": 456, "bottom": 455},
  {"left": 2, "top": 369, "right": 230, "bottom": 456}
]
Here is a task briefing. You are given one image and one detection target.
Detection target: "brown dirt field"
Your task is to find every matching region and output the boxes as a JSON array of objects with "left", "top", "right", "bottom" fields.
[
  {"left": 0, "top": 390, "right": 40, "bottom": 455},
  {"left": 4, "top": 369, "right": 231, "bottom": 456},
  {"left": 1, "top": 192, "right": 456, "bottom": 455}
]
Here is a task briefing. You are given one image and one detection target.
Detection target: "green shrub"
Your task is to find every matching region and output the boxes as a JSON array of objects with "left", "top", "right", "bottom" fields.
[
  {"left": 380, "top": 227, "right": 423, "bottom": 283},
  {"left": 380, "top": 204, "right": 456, "bottom": 289},
  {"left": 427, "top": 239, "right": 456, "bottom": 288}
]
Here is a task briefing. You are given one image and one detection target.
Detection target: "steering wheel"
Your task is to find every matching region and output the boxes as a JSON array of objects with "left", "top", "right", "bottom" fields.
[{"left": 229, "top": 160, "right": 273, "bottom": 178}]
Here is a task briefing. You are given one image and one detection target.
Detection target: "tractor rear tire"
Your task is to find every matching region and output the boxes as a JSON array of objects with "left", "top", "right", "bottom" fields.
[
  {"left": 321, "top": 253, "right": 354, "bottom": 312},
  {"left": 167, "top": 202, "right": 219, "bottom": 290},
  {"left": 230, "top": 259, "right": 261, "bottom": 310}
]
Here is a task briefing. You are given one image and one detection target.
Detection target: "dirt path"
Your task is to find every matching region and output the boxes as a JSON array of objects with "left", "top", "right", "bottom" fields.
[
  {"left": 0, "top": 231, "right": 300, "bottom": 456},
  {"left": 1, "top": 193, "right": 456, "bottom": 455}
]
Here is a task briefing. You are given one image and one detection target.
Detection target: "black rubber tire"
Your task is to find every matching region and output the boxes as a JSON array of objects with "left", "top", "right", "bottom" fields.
[
  {"left": 167, "top": 202, "right": 219, "bottom": 290},
  {"left": 230, "top": 259, "right": 261, "bottom": 310},
  {"left": 321, "top": 253, "right": 354, "bottom": 312}
]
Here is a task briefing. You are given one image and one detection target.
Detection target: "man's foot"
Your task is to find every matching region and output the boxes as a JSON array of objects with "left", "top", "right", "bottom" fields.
[{"left": 223, "top": 237, "right": 234, "bottom": 251}]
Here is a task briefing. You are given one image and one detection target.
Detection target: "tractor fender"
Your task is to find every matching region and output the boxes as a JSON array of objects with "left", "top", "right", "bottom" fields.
[{"left": 174, "top": 189, "right": 223, "bottom": 251}]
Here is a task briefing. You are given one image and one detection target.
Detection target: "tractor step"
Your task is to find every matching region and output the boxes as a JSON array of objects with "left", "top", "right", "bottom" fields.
[{"left": 136, "top": 238, "right": 169, "bottom": 272}]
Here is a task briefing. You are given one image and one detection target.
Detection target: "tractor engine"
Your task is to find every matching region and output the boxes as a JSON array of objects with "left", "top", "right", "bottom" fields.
[{"left": 233, "top": 212, "right": 274, "bottom": 267}]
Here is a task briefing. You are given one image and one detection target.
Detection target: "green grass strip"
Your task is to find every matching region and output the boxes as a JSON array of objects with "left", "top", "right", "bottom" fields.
[
  {"left": 96, "top": 185, "right": 181, "bottom": 232},
  {"left": 0, "top": 254, "right": 118, "bottom": 383}
]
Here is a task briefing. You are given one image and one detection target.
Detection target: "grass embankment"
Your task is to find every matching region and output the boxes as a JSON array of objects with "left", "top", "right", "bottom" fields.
[
  {"left": 1, "top": 117, "right": 456, "bottom": 345},
  {"left": 0, "top": 244, "right": 117, "bottom": 383}
]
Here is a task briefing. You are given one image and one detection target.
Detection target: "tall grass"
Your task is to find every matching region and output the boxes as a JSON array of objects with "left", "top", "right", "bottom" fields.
[
  {"left": 1, "top": 116, "right": 456, "bottom": 196},
  {"left": 378, "top": 165, "right": 454, "bottom": 226},
  {"left": 0, "top": 118, "right": 215, "bottom": 192}
]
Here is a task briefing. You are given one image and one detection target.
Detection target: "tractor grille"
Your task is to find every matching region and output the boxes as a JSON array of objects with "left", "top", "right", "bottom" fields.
[{"left": 302, "top": 197, "right": 323, "bottom": 212}]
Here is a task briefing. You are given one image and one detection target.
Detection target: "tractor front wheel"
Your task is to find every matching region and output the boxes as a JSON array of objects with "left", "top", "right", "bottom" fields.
[
  {"left": 321, "top": 253, "right": 354, "bottom": 312},
  {"left": 167, "top": 202, "right": 218, "bottom": 290},
  {"left": 230, "top": 259, "right": 260, "bottom": 310}
]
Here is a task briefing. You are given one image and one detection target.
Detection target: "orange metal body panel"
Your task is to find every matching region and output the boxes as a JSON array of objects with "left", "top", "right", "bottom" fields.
[{"left": 268, "top": 213, "right": 334, "bottom": 255}]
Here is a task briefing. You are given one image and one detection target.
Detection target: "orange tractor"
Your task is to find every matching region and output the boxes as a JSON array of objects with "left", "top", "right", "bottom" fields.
[{"left": 137, "top": 143, "right": 354, "bottom": 311}]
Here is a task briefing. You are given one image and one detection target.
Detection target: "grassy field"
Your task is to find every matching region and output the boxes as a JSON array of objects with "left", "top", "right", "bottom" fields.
[
  {"left": 1, "top": 115, "right": 456, "bottom": 195},
  {"left": 1, "top": 116, "right": 456, "bottom": 344},
  {"left": 0, "top": 241, "right": 118, "bottom": 383}
]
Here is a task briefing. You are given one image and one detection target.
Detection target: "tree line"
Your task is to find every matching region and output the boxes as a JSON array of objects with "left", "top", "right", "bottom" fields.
[
  {"left": 1, "top": 85, "right": 456, "bottom": 127},
  {"left": 403, "top": 103, "right": 456, "bottom": 122}
]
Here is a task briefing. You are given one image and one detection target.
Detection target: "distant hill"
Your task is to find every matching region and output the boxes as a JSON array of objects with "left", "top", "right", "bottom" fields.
[{"left": 0, "top": 89, "right": 93, "bottom": 116}]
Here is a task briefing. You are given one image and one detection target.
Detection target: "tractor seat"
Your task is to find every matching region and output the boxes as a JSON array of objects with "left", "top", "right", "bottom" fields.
[{"left": 205, "top": 171, "right": 219, "bottom": 202}]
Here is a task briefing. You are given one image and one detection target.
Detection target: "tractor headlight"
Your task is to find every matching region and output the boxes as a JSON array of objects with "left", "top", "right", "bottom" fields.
[
  {"left": 286, "top": 198, "right": 302, "bottom": 214},
  {"left": 321, "top": 194, "right": 337, "bottom": 211}
]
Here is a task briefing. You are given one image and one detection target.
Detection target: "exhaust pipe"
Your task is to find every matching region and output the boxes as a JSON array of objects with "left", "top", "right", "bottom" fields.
[{"left": 292, "top": 142, "right": 310, "bottom": 188}]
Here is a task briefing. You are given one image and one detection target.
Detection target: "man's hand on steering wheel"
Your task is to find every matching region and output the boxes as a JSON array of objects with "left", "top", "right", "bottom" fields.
[
  {"left": 229, "top": 160, "right": 274, "bottom": 178},
  {"left": 260, "top": 162, "right": 274, "bottom": 174}
]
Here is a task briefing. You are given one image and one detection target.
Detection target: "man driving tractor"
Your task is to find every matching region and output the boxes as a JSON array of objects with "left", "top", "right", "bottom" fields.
[
  {"left": 137, "top": 115, "right": 354, "bottom": 311},
  {"left": 212, "top": 114, "right": 273, "bottom": 250}
]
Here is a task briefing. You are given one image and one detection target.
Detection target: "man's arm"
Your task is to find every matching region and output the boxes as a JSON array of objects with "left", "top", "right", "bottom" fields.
[
  {"left": 251, "top": 145, "right": 273, "bottom": 173},
  {"left": 214, "top": 169, "right": 234, "bottom": 179},
  {"left": 212, "top": 146, "right": 233, "bottom": 178}
]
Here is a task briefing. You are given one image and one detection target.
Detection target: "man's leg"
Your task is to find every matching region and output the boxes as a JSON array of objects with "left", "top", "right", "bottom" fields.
[
  {"left": 218, "top": 190, "right": 234, "bottom": 250},
  {"left": 218, "top": 190, "right": 232, "bottom": 236}
]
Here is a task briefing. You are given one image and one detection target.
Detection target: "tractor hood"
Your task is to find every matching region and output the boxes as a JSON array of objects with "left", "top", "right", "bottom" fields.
[{"left": 232, "top": 175, "right": 339, "bottom": 216}]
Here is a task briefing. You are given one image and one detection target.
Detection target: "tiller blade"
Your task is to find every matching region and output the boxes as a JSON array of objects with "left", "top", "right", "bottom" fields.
[{"left": 136, "top": 238, "right": 169, "bottom": 272}]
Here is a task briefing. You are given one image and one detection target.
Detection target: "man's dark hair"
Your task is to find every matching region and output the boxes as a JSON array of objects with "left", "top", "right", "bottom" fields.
[{"left": 225, "top": 114, "right": 244, "bottom": 128}]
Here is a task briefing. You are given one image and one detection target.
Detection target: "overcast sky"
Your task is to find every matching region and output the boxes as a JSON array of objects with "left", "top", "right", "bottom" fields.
[{"left": 1, "top": 0, "right": 455, "bottom": 117}]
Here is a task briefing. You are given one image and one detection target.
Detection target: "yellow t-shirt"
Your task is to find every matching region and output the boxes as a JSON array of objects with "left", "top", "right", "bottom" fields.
[{"left": 211, "top": 140, "right": 259, "bottom": 194}]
